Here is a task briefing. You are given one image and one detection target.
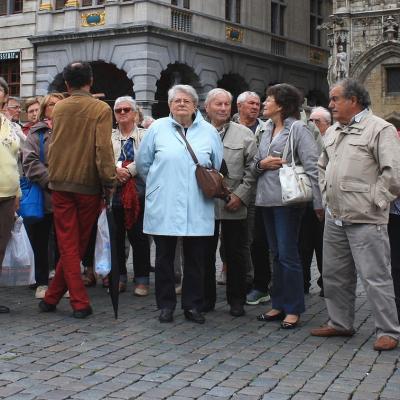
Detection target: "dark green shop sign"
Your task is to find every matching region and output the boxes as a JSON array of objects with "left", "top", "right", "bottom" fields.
[{"left": 0, "top": 51, "right": 20, "bottom": 61}]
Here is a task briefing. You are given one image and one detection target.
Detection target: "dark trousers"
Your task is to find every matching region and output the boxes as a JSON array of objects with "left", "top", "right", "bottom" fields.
[
  {"left": 388, "top": 213, "right": 400, "bottom": 322},
  {"left": 45, "top": 191, "right": 100, "bottom": 311},
  {"left": 251, "top": 206, "right": 271, "bottom": 293},
  {"left": 112, "top": 206, "right": 150, "bottom": 282},
  {"left": 26, "top": 213, "right": 59, "bottom": 286},
  {"left": 82, "top": 222, "right": 97, "bottom": 268},
  {"left": 262, "top": 206, "right": 305, "bottom": 315},
  {"left": 204, "top": 219, "right": 248, "bottom": 308},
  {"left": 0, "top": 197, "right": 15, "bottom": 266},
  {"left": 298, "top": 205, "right": 324, "bottom": 291},
  {"left": 154, "top": 235, "right": 208, "bottom": 311}
]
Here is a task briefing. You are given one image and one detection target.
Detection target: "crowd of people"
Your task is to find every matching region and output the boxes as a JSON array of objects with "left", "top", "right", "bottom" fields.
[{"left": 1, "top": 61, "right": 400, "bottom": 351}]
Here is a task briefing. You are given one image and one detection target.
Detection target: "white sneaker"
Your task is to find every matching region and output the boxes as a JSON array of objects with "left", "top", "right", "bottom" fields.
[{"left": 35, "top": 285, "right": 48, "bottom": 299}]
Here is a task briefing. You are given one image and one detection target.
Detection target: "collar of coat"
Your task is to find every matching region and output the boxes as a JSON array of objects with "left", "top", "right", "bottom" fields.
[
  {"left": 169, "top": 109, "right": 205, "bottom": 129},
  {"left": 333, "top": 109, "right": 372, "bottom": 135}
]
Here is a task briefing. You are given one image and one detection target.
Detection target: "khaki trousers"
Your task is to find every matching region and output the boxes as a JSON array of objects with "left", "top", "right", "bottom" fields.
[{"left": 323, "top": 214, "right": 400, "bottom": 339}]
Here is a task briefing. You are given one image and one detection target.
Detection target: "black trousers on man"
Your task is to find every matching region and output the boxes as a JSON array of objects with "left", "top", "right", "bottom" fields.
[
  {"left": 154, "top": 235, "right": 208, "bottom": 311},
  {"left": 388, "top": 213, "right": 400, "bottom": 322},
  {"left": 298, "top": 205, "right": 324, "bottom": 293},
  {"left": 251, "top": 206, "right": 271, "bottom": 293},
  {"left": 204, "top": 219, "right": 248, "bottom": 309}
]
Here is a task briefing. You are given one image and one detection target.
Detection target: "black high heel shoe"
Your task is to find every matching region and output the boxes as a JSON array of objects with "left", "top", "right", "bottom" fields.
[{"left": 257, "top": 311, "right": 285, "bottom": 322}]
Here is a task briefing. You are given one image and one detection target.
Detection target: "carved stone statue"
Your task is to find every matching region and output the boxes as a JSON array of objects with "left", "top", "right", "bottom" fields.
[{"left": 335, "top": 45, "right": 348, "bottom": 80}]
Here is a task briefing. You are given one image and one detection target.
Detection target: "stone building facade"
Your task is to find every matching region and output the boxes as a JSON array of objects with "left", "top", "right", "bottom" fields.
[
  {"left": 328, "top": 0, "right": 400, "bottom": 125},
  {"left": 0, "top": 0, "right": 36, "bottom": 97},
  {"left": 1, "top": 0, "right": 331, "bottom": 115}
]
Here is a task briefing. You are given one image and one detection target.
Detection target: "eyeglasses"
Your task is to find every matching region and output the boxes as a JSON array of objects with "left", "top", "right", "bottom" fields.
[
  {"left": 7, "top": 105, "right": 21, "bottom": 110},
  {"left": 115, "top": 107, "right": 132, "bottom": 114},
  {"left": 172, "top": 98, "right": 192, "bottom": 105},
  {"left": 309, "top": 118, "right": 320, "bottom": 123}
]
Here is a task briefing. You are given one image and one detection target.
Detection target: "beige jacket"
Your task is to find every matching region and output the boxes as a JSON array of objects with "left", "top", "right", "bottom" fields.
[
  {"left": 111, "top": 126, "right": 146, "bottom": 177},
  {"left": 318, "top": 110, "right": 400, "bottom": 224},
  {"left": 215, "top": 122, "right": 257, "bottom": 220}
]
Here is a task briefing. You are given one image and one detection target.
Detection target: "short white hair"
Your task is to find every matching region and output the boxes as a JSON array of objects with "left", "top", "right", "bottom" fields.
[
  {"left": 310, "top": 106, "right": 331, "bottom": 124},
  {"left": 114, "top": 96, "right": 137, "bottom": 111},
  {"left": 237, "top": 91, "right": 260, "bottom": 104},
  {"left": 204, "top": 88, "right": 232, "bottom": 106},
  {"left": 168, "top": 84, "right": 198, "bottom": 106}
]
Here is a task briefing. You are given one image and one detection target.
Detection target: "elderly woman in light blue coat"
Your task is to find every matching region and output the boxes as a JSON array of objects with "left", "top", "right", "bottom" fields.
[{"left": 136, "top": 84, "right": 223, "bottom": 324}]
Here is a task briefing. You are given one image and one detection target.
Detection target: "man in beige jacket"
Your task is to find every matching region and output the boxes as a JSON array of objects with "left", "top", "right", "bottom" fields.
[{"left": 312, "top": 78, "right": 400, "bottom": 351}]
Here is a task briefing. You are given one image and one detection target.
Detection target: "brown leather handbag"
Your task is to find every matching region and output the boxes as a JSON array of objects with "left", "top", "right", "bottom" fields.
[{"left": 176, "top": 127, "right": 230, "bottom": 200}]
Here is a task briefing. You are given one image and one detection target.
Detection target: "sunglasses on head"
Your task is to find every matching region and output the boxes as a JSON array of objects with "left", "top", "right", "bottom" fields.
[{"left": 115, "top": 107, "right": 132, "bottom": 114}]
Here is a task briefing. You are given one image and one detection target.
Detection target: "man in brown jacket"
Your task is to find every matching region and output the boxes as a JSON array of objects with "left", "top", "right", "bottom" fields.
[
  {"left": 39, "top": 62, "right": 116, "bottom": 318},
  {"left": 311, "top": 78, "right": 400, "bottom": 351}
]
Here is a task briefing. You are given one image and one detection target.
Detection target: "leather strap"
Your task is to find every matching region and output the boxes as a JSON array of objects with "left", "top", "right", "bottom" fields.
[{"left": 174, "top": 125, "right": 199, "bottom": 165}]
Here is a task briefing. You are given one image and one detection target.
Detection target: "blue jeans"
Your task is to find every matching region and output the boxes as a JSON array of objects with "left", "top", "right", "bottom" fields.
[{"left": 262, "top": 206, "right": 305, "bottom": 315}]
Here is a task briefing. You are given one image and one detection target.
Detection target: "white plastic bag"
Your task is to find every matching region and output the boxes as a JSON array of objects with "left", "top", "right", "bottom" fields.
[
  {"left": 0, "top": 217, "right": 35, "bottom": 286},
  {"left": 94, "top": 208, "right": 111, "bottom": 277}
]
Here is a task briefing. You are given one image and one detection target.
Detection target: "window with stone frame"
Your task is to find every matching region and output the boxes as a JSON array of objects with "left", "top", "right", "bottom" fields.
[
  {"left": 81, "top": 0, "right": 105, "bottom": 6},
  {"left": 310, "top": 0, "right": 323, "bottom": 46},
  {"left": 271, "top": 0, "right": 285, "bottom": 36},
  {"left": 225, "top": 0, "right": 241, "bottom": 24},
  {"left": 0, "top": 0, "right": 22, "bottom": 15},
  {"left": 0, "top": 59, "right": 20, "bottom": 97},
  {"left": 171, "top": 0, "right": 190, "bottom": 9},
  {"left": 386, "top": 66, "right": 400, "bottom": 94}
]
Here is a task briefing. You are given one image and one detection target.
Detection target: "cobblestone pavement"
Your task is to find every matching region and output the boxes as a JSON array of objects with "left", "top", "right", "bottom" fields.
[{"left": 0, "top": 263, "right": 399, "bottom": 400}]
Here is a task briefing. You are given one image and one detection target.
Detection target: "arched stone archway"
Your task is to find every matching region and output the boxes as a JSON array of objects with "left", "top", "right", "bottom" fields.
[
  {"left": 152, "top": 62, "right": 201, "bottom": 119},
  {"left": 351, "top": 42, "right": 400, "bottom": 82},
  {"left": 217, "top": 73, "right": 249, "bottom": 114},
  {"left": 48, "top": 61, "right": 134, "bottom": 108}
]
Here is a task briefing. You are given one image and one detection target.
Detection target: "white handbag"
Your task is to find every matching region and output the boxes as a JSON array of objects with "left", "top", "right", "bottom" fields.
[{"left": 279, "top": 121, "right": 313, "bottom": 205}]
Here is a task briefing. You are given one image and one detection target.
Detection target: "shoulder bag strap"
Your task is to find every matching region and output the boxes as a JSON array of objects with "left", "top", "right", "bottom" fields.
[
  {"left": 174, "top": 125, "right": 199, "bottom": 165},
  {"left": 282, "top": 121, "right": 299, "bottom": 167},
  {"left": 38, "top": 130, "right": 45, "bottom": 163}
]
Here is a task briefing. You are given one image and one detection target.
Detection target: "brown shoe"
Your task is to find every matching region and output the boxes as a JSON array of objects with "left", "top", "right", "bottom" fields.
[
  {"left": 373, "top": 335, "right": 398, "bottom": 351},
  {"left": 311, "top": 325, "right": 355, "bottom": 337}
]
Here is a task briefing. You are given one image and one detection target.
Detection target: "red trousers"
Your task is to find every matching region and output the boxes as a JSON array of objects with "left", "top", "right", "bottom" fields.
[{"left": 44, "top": 191, "right": 101, "bottom": 311}]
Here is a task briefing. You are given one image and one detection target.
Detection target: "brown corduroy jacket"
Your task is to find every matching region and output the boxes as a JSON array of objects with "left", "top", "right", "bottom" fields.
[{"left": 48, "top": 90, "right": 116, "bottom": 195}]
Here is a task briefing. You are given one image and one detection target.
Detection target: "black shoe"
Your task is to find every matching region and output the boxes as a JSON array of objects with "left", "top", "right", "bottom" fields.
[
  {"left": 184, "top": 309, "right": 205, "bottom": 324},
  {"left": 257, "top": 311, "right": 285, "bottom": 322},
  {"left": 159, "top": 309, "right": 173, "bottom": 323},
  {"left": 319, "top": 289, "right": 325, "bottom": 297},
  {"left": 281, "top": 316, "right": 300, "bottom": 329},
  {"left": 72, "top": 306, "right": 93, "bottom": 319},
  {"left": 304, "top": 287, "right": 310, "bottom": 294},
  {"left": 201, "top": 303, "right": 215, "bottom": 313},
  {"left": 0, "top": 305, "right": 10, "bottom": 313},
  {"left": 149, "top": 265, "right": 155, "bottom": 273},
  {"left": 38, "top": 300, "right": 56, "bottom": 313},
  {"left": 230, "top": 304, "right": 245, "bottom": 317}
]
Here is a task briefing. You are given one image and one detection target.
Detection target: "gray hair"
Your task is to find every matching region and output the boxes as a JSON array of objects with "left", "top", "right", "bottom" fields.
[
  {"left": 114, "top": 96, "right": 137, "bottom": 111},
  {"left": 168, "top": 84, "right": 199, "bottom": 106},
  {"left": 310, "top": 106, "right": 331, "bottom": 124},
  {"left": 237, "top": 91, "right": 260, "bottom": 104},
  {"left": 0, "top": 77, "right": 9, "bottom": 96},
  {"left": 204, "top": 88, "right": 233, "bottom": 106},
  {"left": 333, "top": 78, "right": 371, "bottom": 109}
]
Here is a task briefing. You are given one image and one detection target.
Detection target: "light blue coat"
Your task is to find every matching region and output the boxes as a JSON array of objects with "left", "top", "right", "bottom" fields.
[{"left": 136, "top": 111, "right": 223, "bottom": 236}]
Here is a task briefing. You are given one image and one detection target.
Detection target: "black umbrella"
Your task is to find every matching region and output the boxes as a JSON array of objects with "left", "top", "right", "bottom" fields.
[{"left": 105, "top": 201, "right": 120, "bottom": 319}]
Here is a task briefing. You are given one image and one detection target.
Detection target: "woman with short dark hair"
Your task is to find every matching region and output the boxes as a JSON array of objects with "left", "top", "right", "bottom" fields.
[{"left": 253, "top": 83, "right": 323, "bottom": 329}]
